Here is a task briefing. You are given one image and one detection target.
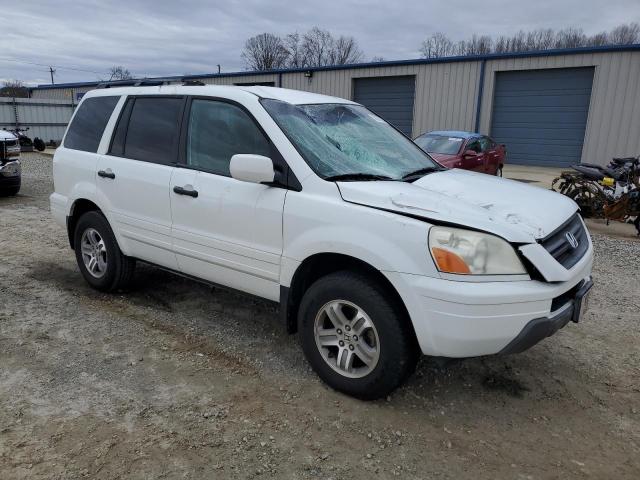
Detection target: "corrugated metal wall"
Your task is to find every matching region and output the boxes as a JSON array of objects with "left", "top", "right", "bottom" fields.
[
  {"left": 0, "top": 97, "right": 74, "bottom": 142},
  {"left": 479, "top": 50, "right": 640, "bottom": 165},
  {"left": 28, "top": 49, "right": 640, "bottom": 165}
]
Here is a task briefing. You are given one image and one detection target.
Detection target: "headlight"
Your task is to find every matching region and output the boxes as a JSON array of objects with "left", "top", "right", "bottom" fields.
[{"left": 428, "top": 226, "right": 526, "bottom": 275}]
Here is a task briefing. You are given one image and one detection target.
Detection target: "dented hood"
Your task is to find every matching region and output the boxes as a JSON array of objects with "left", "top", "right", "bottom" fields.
[{"left": 337, "top": 169, "right": 578, "bottom": 243}]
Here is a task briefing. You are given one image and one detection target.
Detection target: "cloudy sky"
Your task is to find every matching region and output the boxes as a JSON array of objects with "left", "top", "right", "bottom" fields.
[{"left": 2, "top": 0, "right": 639, "bottom": 86}]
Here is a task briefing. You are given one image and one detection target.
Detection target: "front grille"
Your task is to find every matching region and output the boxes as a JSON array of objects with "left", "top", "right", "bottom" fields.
[{"left": 539, "top": 214, "right": 589, "bottom": 269}]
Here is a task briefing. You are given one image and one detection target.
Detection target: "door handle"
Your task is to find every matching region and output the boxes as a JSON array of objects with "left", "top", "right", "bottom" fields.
[
  {"left": 173, "top": 185, "right": 198, "bottom": 198},
  {"left": 98, "top": 170, "right": 115, "bottom": 179}
]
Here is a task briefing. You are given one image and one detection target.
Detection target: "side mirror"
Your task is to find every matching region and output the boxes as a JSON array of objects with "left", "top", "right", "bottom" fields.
[
  {"left": 463, "top": 149, "right": 477, "bottom": 159},
  {"left": 230, "top": 154, "right": 275, "bottom": 184}
]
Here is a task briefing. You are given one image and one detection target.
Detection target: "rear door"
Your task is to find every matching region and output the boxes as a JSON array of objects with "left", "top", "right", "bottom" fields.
[
  {"left": 170, "top": 97, "right": 286, "bottom": 301},
  {"left": 480, "top": 136, "right": 498, "bottom": 174},
  {"left": 96, "top": 95, "right": 185, "bottom": 269}
]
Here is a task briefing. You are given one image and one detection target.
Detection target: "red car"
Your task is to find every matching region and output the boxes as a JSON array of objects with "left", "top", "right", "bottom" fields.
[{"left": 414, "top": 130, "right": 506, "bottom": 176}]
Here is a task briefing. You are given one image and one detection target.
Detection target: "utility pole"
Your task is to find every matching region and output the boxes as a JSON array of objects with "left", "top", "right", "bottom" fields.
[
  {"left": 49, "top": 66, "right": 56, "bottom": 84},
  {"left": 217, "top": 64, "right": 221, "bottom": 74}
]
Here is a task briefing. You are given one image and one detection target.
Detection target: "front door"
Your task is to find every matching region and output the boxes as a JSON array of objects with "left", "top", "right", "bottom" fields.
[
  {"left": 462, "top": 138, "right": 485, "bottom": 172},
  {"left": 95, "top": 95, "right": 184, "bottom": 270},
  {"left": 170, "top": 98, "right": 286, "bottom": 301}
]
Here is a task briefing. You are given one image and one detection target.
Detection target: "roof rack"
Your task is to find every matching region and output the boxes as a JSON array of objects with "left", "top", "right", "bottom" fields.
[
  {"left": 182, "top": 80, "right": 206, "bottom": 86},
  {"left": 96, "top": 79, "right": 170, "bottom": 89}
]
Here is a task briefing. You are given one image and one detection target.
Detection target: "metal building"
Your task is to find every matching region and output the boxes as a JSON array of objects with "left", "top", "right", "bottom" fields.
[{"left": 30, "top": 44, "right": 640, "bottom": 167}]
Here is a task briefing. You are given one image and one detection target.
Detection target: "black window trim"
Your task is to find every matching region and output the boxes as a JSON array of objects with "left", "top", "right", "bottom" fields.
[
  {"left": 178, "top": 95, "right": 301, "bottom": 191},
  {"left": 108, "top": 94, "right": 187, "bottom": 166}
]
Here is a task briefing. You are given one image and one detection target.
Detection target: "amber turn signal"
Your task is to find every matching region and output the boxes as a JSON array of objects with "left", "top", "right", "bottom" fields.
[{"left": 431, "top": 247, "right": 471, "bottom": 274}]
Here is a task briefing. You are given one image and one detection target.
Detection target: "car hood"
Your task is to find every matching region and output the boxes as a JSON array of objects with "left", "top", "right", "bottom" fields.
[
  {"left": 0, "top": 130, "right": 17, "bottom": 141},
  {"left": 337, "top": 169, "right": 578, "bottom": 243},
  {"left": 428, "top": 153, "right": 459, "bottom": 165}
]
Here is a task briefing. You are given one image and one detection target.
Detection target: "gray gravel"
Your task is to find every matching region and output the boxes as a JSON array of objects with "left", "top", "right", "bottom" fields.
[{"left": 1, "top": 153, "right": 639, "bottom": 479}]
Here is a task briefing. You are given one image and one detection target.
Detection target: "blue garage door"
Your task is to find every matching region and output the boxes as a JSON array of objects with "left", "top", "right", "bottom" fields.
[
  {"left": 353, "top": 76, "right": 415, "bottom": 136},
  {"left": 490, "top": 67, "right": 594, "bottom": 167}
]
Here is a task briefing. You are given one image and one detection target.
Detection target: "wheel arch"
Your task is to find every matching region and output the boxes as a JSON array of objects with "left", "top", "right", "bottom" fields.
[
  {"left": 281, "top": 252, "right": 417, "bottom": 343},
  {"left": 66, "top": 198, "right": 104, "bottom": 249}
]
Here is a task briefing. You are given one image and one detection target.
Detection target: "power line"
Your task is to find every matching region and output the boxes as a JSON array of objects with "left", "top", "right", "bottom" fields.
[{"left": 0, "top": 57, "right": 106, "bottom": 75}]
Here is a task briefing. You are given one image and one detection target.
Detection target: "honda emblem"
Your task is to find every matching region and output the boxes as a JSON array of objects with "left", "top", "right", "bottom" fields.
[{"left": 565, "top": 232, "right": 579, "bottom": 249}]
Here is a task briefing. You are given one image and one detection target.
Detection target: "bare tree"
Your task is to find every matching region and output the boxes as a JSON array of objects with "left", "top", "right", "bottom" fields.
[
  {"left": 108, "top": 66, "right": 132, "bottom": 81},
  {"left": 285, "top": 33, "right": 306, "bottom": 68},
  {"left": 329, "top": 35, "right": 364, "bottom": 65},
  {"left": 554, "top": 27, "right": 587, "bottom": 48},
  {"left": 588, "top": 31, "right": 610, "bottom": 46},
  {"left": 420, "top": 32, "right": 454, "bottom": 58},
  {"left": 241, "top": 33, "right": 289, "bottom": 70},
  {"left": 419, "top": 22, "right": 640, "bottom": 58},
  {"left": 455, "top": 35, "right": 492, "bottom": 55},
  {"left": 241, "top": 28, "right": 366, "bottom": 70},
  {"left": 609, "top": 22, "right": 640, "bottom": 44},
  {"left": 301, "top": 27, "right": 334, "bottom": 67},
  {"left": 0, "top": 80, "right": 29, "bottom": 98}
]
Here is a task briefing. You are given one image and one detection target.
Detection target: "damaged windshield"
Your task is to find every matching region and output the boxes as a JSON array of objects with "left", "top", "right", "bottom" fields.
[{"left": 261, "top": 99, "right": 440, "bottom": 181}]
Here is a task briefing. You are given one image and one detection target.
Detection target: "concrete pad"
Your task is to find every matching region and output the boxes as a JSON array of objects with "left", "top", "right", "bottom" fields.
[{"left": 503, "top": 164, "right": 565, "bottom": 189}]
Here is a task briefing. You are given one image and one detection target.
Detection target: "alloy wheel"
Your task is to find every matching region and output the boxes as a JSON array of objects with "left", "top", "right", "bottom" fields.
[
  {"left": 313, "top": 300, "right": 380, "bottom": 378},
  {"left": 80, "top": 228, "right": 108, "bottom": 278}
]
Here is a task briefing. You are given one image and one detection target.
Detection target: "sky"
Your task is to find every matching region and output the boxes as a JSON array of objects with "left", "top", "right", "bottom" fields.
[{"left": 1, "top": 0, "right": 639, "bottom": 86}]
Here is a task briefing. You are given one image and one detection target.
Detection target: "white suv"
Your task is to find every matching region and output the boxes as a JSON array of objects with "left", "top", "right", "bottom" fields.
[{"left": 51, "top": 85, "right": 593, "bottom": 399}]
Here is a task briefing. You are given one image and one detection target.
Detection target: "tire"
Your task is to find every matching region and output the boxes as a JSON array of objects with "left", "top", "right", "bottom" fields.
[
  {"left": 298, "top": 271, "right": 418, "bottom": 400},
  {"left": 73, "top": 211, "right": 136, "bottom": 292},
  {"left": 33, "top": 137, "right": 46, "bottom": 152},
  {"left": 495, "top": 165, "right": 503, "bottom": 177},
  {"left": 0, "top": 186, "right": 20, "bottom": 197}
]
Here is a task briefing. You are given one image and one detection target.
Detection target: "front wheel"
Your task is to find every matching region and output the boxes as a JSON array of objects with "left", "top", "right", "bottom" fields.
[
  {"left": 298, "top": 271, "right": 418, "bottom": 400},
  {"left": 495, "top": 165, "right": 503, "bottom": 177}
]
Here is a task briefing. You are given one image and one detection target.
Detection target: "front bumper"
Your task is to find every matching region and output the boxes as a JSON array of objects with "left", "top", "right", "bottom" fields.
[
  {"left": 384, "top": 241, "right": 593, "bottom": 357},
  {"left": 0, "top": 160, "right": 21, "bottom": 191},
  {"left": 499, "top": 277, "right": 592, "bottom": 354}
]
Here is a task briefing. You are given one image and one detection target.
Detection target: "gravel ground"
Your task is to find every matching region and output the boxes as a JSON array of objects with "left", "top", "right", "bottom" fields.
[{"left": 1, "top": 153, "right": 639, "bottom": 479}]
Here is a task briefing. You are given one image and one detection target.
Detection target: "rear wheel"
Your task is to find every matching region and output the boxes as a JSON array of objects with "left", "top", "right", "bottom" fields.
[
  {"left": 74, "top": 211, "right": 135, "bottom": 292},
  {"left": 298, "top": 271, "right": 418, "bottom": 400},
  {"left": 495, "top": 165, "right": 503, "bottom": 177}
]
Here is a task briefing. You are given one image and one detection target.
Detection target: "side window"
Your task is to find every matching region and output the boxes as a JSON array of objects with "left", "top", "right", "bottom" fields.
[
  {"left": 116, "top": 97, "right": 183, "bottom": 164},
  {"left": 187, "top": 99, "right": 271, "bottom": 176},
  {"left": 64, "top": 96, "right": 119, "bottom": 153},
  {"left": 466, "top": 139, "right": 482, "bottom": 153},
  {"left": 479, "top": 137, "right": 492, "bottom": 152}
]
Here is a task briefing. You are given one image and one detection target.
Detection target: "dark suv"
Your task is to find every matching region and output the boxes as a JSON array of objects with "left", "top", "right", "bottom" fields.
[{"left": 0, "top": 130, "right": 21, "bottom": 196}]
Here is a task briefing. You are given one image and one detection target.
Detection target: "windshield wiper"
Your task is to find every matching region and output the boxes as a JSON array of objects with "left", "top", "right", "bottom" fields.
[
  {"left": 324, "top": 173, "right": 395, "bottom": 182},
  {"left": 401, "top": 166, "right": 442, "bottom": 182}
]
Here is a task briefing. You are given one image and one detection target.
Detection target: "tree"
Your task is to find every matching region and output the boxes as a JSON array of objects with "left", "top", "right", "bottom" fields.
[
  {"left": 241, "top": 33, "right": 289, "bottom": 70},
  {"left": 554, "top": 27, "right": 587, "bottom": 48},
  {"left": 419, "top": 22, "right": 640, "bottom": 59},
  {"left": 329, "top": 35, "right": 364, "bottom": 65},
  {"left": 241, "top": 28, "right": 365, "bottom": 70},
  {"left": 0, "top": 80, "right": 29, "bottom": 98},
  {"left": 608, "top": 22, "right": 640, "bottom": 44},
  {"left": 285, "top": 33, "right": 306, "bottom": 68},
  {"left": 420, "top": 32, "right": 454, "bottom": 58},
  {"left": 108, "top": 66, "right": 132, "bottom": 81}
]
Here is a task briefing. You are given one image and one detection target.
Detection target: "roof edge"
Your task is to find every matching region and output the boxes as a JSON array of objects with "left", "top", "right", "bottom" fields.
[{"left": 32, "top": 43, "right": 640, "bottom": 90}]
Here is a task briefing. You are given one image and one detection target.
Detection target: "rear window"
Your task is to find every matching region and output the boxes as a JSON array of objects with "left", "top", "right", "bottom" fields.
[
  {"left": 64, "top": 96, "right": 119, "bottom": 153},
  {"left": 115, "top": 97, "right": 183, "bottom": 164}
]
